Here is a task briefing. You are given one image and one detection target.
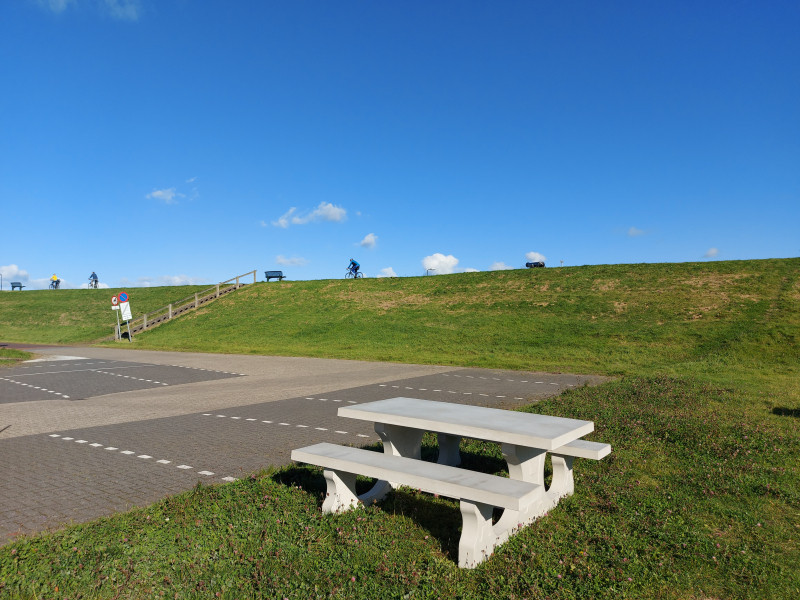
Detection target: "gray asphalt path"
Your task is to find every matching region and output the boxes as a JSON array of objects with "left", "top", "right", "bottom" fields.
[{"left": 0, "top": 347, "right": 606, "bottom": 545}]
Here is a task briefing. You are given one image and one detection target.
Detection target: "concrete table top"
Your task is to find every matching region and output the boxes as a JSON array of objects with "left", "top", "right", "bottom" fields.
[{"left": 339, "top": 397, "right": 594, "bottom": 450}]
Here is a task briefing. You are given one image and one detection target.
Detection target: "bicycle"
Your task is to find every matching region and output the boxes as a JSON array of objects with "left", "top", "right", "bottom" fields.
[
  {"left": 88, "top": 279, "right": 98, "bottom": 289},
  {"left": 49, "top": 280, "right": 60, "bottom": 289},
  {"left": 345, "top": 268, "right": 363, "bottom": 279}
]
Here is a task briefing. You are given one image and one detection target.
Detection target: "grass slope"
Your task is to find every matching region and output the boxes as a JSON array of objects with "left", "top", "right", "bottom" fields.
[
  {"left": 0, "top": 286, "right": 212, "bottom": 344},
  {"left": 1, "top": 259, "right": 798, "bottom": 599}
]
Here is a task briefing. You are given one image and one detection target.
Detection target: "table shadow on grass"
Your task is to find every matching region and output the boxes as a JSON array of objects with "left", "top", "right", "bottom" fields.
[
  {"left": 275, "top": 442, "right": 541, "bottom": 566},
  {"left": 772, "top": 406, "right": 800, "bottom": 418}
]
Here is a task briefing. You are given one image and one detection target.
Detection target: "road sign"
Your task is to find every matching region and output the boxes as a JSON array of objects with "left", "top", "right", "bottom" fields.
[
  {"left": 120, "top": 301, "right": 132, "bottom": 321},
  {"left": 118, "top": 292, "right": 129, "bottom": 303},
  {"left": 111, "top": 295, "right": 119, "bottom": 306}
]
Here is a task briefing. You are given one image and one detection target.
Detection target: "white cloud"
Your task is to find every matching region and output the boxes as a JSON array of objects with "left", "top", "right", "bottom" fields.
[
  {"left": 272, "top": 202, "right": 347, "bottom": 227},
  {"left": 102, "top": 0, "right": 141, "bottom": 21},
  {"left": 378, "top": 267, "right": 397, "bottom": 278},
  {"left": 275, "top": 255, "right": 308, "bottom": 267},
  {"left": 422, "top": 253, "right": 459, "bottom": 275},
  {"left": 37, "top": 0, "right": 141, "bottom": 20},
  {"left": 147, "top": 188, "right": 184, "bottom": 204},
  {"left": 704, "top": 247, "right": 720, "bottom": 258},
  {"left": 360, "top": 233, "right": 378, "bottom": 249},
  {"left": 490, "top": 261, "right": 514, "bottom": 271},
  {"left": 271, "top": 208, "right": 296, "bottom": 228},
  {"left": 0, "top": 264, "right": 30, "bottom": 281},
  {"left": 36, "top": 0, "right": 74, "bottom": 14},
  {"left": 525, "top": 251, "right": 547, "bottom": 263},
  {"left": 292, "top": 202, "right": 347, "bottom": 225},
  {"left": 135, "top": 275, "right": 207, "bottom": 287},
  {"left": 628, "top": 226, "right": 646, "bottom": 237}
]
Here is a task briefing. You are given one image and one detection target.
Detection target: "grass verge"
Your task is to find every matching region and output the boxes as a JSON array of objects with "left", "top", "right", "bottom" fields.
[{"left": 1, "top": 377, "right": 797, "bottom": 599}]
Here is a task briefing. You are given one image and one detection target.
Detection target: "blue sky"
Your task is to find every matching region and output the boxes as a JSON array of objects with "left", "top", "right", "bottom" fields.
[{"left": 2, "top": 0, "right": 798, "bottom": 289}]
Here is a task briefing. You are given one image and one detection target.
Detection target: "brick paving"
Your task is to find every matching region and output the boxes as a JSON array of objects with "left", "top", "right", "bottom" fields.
[{"left": 0, "top": 347, "right": 606, "bottom": 545}]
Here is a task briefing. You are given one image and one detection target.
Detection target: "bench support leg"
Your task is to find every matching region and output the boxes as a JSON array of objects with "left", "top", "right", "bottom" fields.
[
  {"left": 547, "top": 454, "right": 575, "bottom": 500},
  {"left": 321, "top": 469, "right": 360, "bottom": 514},
  {"left": 459, "top": 500, "right": 501, "bottom": 568}
]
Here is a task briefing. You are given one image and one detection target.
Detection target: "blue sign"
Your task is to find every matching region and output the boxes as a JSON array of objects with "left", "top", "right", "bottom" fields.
[{"left": 118, "top": 292, "right": 129, "bottom": 302}]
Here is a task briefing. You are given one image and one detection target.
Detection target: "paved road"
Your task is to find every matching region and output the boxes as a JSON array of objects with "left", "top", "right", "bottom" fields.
[{"left": 0, "top": 347, "right": 606, "bottom": 545}]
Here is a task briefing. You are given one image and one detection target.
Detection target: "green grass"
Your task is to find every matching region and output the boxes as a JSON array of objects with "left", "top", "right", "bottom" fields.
[
  {"left": 0, "top": 286, "right": 213, "bottom": 344},
  {"left": 1, "top": 258, "right": 798, "bottom": 598},
  {"left": 0, "top": 348, "right": 33, "bottom": 367}
]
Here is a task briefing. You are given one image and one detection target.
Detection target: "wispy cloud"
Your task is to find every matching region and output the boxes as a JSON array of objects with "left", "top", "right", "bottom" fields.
[
  {"left": 378, "top": 267, "right": 397, "bottom": 278},
  {"left": 36, "top": 0, "right": 75, "bottom": 14},
  {"left": 490, "top": 261, "right": 514, "bottom": 271},
  {"left": 360, "top": 233, "right": 378, "bottom": 249},
  {"left": 146, "top": 188, "right": 184, "bottom": 204},
  {"left": 704, "top": 247, "right": 720, "bottom": 258},
  {"left": 628, "top": 226, "right": 646, "bottom": 237},
  {"left": 272, "top": 202, "right": 347, "bottom": 228},
  {"left": 422, "top": 253, "right": 459, "bottom": 275},
  {"left": 102, "top": 0, "right": 141, "bottom": 20},
  {"left": 37, "top": 0, "right": 141, "bottom": 20},
  {"left": 275, "top": 255, "right": 308, "bottom": 267}
]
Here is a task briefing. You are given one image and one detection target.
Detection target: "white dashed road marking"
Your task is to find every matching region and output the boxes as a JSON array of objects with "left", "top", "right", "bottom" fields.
[
  {"left": 201, "top": 413, "right": 371, "bottom": 441},
  {"left": 46, "top": 434, "right": 237, "bottom": 482}
]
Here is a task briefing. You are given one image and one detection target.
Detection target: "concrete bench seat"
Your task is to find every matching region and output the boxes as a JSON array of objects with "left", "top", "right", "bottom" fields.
[
  {"left": 292, "top": 442, "right": 542, "bottom": 568},
  {"left": 552, "top": 439, "right": 611, "bottom": 460}
]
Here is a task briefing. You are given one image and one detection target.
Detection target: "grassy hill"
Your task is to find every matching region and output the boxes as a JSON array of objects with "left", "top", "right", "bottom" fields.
[
  {"left": 1, "top": 258, "right": 798, "bottom": 599},
  {"left": 112, "top": 258, "right": 797, "bottom": 401},
  {"left": 0, "top": 285, "right": 211, "bottom": 345}
]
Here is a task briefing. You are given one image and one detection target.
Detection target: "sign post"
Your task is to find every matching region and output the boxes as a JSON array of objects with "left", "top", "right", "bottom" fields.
[
  {"left": 118, "top": 291, "right": 132, "bottom": 342},
  {"left": 111, "top": 295, "right": 121, "bottom": 340}
]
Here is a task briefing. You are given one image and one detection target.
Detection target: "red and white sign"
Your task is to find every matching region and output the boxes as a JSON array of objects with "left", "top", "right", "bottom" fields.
[
  {"left": 117, "top": 291, "right": 132, "bottom": 320},
  {"left": 111, "top": 295, "right": 119, "bottom": 306}
]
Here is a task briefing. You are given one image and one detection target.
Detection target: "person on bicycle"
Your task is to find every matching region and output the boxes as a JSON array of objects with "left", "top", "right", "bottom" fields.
[
  {"left": 50, "top": 274, "right": 60, "bottom": 289},
  {"left": 348, "top": 258, "right": 360, "bottom": 276},
  {"left": 89, "top": 271, "right": 99, "bottom": 288}
]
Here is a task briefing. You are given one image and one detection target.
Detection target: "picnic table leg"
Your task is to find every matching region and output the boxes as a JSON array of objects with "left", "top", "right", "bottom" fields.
[
  {"left": 501, "top": 443, "right": 546, "bottom": 485},
  {"left": 436, "top": 433, "right": 461, "bottom": 466},
  {"left": 357, "top": 423, "right": 426, "bottom": 506}
]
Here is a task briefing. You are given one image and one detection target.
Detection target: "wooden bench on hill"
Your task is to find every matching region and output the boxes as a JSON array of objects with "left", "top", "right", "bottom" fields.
[
  {"left": 11, "top": 282, "right": 25, "bottom": 291},
  {"left": 265, "top": 271, "right": 286, "bottom": 282}
]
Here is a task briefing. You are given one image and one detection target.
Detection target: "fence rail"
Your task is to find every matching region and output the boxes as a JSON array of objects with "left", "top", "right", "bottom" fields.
[{"left": 115, "top": 270, "right": 257, "bottom": 340}]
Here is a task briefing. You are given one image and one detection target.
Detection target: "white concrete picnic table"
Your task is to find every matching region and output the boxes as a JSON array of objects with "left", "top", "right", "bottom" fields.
[
  {"left": 339, "top": 396, "right": 610, "bottom": 513},
  {"left": 293, "top": 397, "right": 611, "bottom": 567}
]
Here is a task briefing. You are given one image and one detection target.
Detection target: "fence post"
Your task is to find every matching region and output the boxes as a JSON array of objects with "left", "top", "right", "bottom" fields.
[
  {"left": 236, "top": 275, "right": 240, "bottom": 288},
  {"left": 195, "top": 293, "right": 199, "bottom": 308},
  {"left": 253, "top": 270, "right": 256, "bottom": 284},
  {"left": 169, "top": 304, "right": 173, "bottom": 319},
  {"left": 216, "top": 284, "right": 220, "bottom": 298},
  {"left": 143, "top": 313, "right": 147, "bottom": 329}
]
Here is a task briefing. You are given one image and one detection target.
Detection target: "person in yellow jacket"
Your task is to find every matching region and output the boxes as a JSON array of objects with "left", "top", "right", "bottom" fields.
[{"left": 50, "top": 274, "right": 60, "bottom": 289}]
